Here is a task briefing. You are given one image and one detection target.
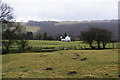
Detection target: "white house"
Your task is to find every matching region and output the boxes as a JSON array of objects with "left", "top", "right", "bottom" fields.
[{"left": 60, "top": 35, "right": 71, "bottom": 41}]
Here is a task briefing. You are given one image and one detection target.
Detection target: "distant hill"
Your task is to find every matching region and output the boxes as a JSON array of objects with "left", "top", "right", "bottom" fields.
[{"left": 26, "top": 20, "right": 118, "bottom": 41}]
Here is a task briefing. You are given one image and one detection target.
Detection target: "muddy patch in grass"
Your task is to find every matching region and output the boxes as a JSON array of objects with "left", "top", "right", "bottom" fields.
[
  {"left": 76, "top": 54, "right": 80, "bottom": 56},
  {"left": 80, "top": 58, "right": 87, "bottom": 61},
  {"left": 68, "top": 71, "right": 77, "bottom": 75},
  {"left": 72, "top": 57, "right": 77, "bottom": 59},
  {"left": 44, "top": 68, "right": 53, "bottom": 70},
  {"left": 39, "top": 55, "right": 48, "bottom": 57},
  {"left": 22, "top": 69, "right": 28, "bottom": 72},
  {"left": 18, "top": 66, "right": 26, "bottom": 68}
]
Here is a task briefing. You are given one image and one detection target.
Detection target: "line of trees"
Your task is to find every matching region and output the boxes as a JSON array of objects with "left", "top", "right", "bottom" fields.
[
  {"left": 26, "top": 32, "right": 69, "bottom": 40},
  {"left": 80, "top": 27, "right": 113, "bottom": 49},
  {"left": 35, "top": 32, "right": 53, "bottom": 40},
  {"left": 25, "top": 32, "right": 54, "bottom": 40}
]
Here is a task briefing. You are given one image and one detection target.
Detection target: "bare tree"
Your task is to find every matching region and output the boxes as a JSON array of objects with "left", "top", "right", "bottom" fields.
[
  {"left": 1, "top": 2, "right": 29, "bottom": 53},
  {"left": 0, "top": 2, "right": 15, "bottom": 53},
  {"left": 80, "top": 27, "right": 113, "bottom": 49},
  {"left": 80, "top": 31, "right": 93, "bottom": 49},
  {"left": 98, "top": 29, "right": 112, "bottom": 49},
  {"left": 0, "top": 2, "right": 13, "bottom": 21}
]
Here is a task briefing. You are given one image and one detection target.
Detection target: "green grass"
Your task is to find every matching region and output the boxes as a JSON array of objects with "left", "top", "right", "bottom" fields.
[
  {"left": 3, "top": 40, "right": 119, "bottom": 53},
  {"left": 2, "top": 49, "right": 118, "bottom": 78},
  {"left": 3, "top": 39, "right": 119, "bottom": 53},
  {"left": 29, "top": 40, "right": 84, "bottom": 47},
  {"left": 29, "top": 40, "right": 119, "bottom": 49}
]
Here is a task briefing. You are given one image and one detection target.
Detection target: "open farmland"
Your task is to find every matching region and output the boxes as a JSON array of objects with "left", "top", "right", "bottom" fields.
[
  {"left": 28, "top": 40, "right": 119, "bottom": 49},
  {"left": 2, "top": 40, "right": 119, "bottom": 78},
  {"left": 7, "top": 40, "right": 119, "bottom": 53}
]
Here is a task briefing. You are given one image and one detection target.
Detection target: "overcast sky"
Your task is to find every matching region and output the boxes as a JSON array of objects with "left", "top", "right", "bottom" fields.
[{"left": 2, "top": 0, "right": 119, "bottom": 22}]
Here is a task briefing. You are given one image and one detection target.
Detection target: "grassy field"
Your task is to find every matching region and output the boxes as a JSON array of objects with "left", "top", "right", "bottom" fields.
[
  {"left": 5, "top": 40, "right": 119, "bottom": 54},
  {"left": 29, "top": 40, "right": 84, "bottom": 48},
  {"left": 29, "top": 40, "right": 119, "bottom": 49},
  {"left": 2, "top": 40, "right": 119, "bottom": 78}
]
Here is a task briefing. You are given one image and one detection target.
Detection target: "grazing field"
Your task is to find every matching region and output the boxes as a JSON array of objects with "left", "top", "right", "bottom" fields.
[
  {"left": 29, "top": 40, "right": 84, "bottom": 48},
  {"left": 29, "top": 40, "right": 119, "bottom": 49},
  {"left": 2, "top": 49, "right": 118, "bottom": 78},
  {"left": 7, "top": 40, "right": 119, "bottom": 53}
]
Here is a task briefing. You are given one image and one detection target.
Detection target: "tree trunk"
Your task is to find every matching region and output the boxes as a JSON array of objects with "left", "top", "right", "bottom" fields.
[
  {"left": 89, "top": 43, "right": 92, "bottom": 49},
  {"left": 103, "top": 43, "right": 106, "bottom": 49},
  {"left": 89, "top": 43, "right": 95, "bottom": 49},
  {"left": 97, "top": 42, "right": 101, "bottom": 49},
  {"left": 6, "top": 45, "right": 10, "bottom": 52}
]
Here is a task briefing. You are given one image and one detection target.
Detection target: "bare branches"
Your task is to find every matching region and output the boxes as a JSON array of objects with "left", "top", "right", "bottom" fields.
[
  {"left": 80, "top": 27, "right": 113, "bottom": 49},
  {"left": 0, "top": 2, "right": 13, "bottom": 21}
]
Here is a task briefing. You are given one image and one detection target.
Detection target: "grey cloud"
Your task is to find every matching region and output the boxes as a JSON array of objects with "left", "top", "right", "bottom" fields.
[{"left": 3, "top": 0, "right": 118, "bottom": 21}]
